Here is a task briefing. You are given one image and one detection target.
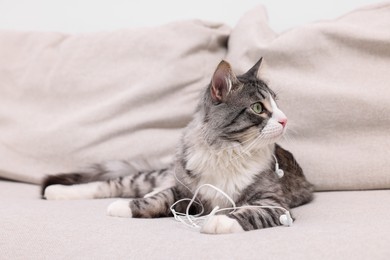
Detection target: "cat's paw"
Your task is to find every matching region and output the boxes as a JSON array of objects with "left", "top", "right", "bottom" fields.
[
  {"left": 43, "top": 183, "right": 98, "bottom": 200},
  {"left": 107, "top": 200, "right": 133, "bottom": 218},
  {"left": 44, "top": 185, "right": 75, "bottom": 200},
  {"left": 200, "top": 215, "right": 244, "bottom": 234}
]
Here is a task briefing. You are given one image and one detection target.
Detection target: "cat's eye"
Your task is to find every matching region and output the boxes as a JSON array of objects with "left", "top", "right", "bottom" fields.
[{"left": 251, "top": 102, "right": 263, "bottom": 114}]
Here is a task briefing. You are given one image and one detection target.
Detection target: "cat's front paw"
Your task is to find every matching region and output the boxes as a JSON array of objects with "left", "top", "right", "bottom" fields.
[
  {"left": 107, "top": 200, "right": 133, "bottom": 218},
  {"left": 201, "top": 215, "right": 244, "bottom": 234}
]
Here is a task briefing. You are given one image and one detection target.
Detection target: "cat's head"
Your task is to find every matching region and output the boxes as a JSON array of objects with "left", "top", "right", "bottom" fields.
[{"left": 203, "top": 58, "right": 287, "bottom": 148}]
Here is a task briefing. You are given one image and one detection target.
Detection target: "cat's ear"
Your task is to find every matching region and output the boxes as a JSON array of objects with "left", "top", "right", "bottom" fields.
[
  {"left": 242, "top": 57, "right": 263, "bottom": 79},
  {"left": 211, "top": 60, "right": 237, "bottom": 103}
]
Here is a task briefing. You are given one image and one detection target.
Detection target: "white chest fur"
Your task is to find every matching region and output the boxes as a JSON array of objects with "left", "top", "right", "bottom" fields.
[{"left": 185, "top": 136, "right": 274, "bottom": 209}]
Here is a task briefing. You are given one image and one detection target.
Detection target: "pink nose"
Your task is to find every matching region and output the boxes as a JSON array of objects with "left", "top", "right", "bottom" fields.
[{"left": 279, "top": 118, "right": 287, "bottom": 128}]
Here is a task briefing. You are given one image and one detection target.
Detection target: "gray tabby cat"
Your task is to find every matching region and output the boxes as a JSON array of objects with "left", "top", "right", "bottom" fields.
[{"left": 42, "top": 58, "right": 313, "bottom": 234}]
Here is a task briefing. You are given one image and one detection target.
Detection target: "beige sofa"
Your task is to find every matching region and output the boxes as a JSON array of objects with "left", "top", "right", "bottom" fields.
[{"left": 1, "top": 4, "right": 390, "bottom": 259}]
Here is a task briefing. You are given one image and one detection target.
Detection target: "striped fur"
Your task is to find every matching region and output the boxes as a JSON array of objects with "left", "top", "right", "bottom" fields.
[
  {"left": 42, "top": 161, "right": 175, "bottom": 200},
  {"left": 42, "top": 58, "right": 313, "bottom": 234}
]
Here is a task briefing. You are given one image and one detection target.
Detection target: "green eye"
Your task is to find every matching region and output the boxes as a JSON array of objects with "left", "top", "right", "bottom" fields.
[{"left": 251, "top": 102, "right": 263, "bottom": 114}]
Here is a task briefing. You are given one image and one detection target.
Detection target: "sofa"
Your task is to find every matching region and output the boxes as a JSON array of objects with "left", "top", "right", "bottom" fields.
[{"left": 1, "top": 3, "right": 390, "bottom": 259}]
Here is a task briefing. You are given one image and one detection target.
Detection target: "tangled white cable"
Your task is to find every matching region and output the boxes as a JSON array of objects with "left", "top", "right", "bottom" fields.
[{"left": 170, "top": 184, "right": 293, "bottom": 230}]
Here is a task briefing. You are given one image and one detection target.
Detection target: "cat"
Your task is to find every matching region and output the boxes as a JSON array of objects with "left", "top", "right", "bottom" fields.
[{"left": 41, "top": 58, "right": 313, "bottom": 234}]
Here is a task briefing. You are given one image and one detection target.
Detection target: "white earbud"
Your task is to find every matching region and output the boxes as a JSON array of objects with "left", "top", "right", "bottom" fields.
[
  {"left": 273, "top": 155, "right": 284, "bottom": 178},
  {"left": 275, "top": 162, "right": 284, "bottom": 178},
  {"left": 279, "top": 211, "right": 293, "bottom": 227}
]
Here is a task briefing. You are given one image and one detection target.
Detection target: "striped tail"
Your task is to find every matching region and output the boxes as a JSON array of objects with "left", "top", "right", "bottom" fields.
[{"left": 41, "top": 160, "right": 175, "bottom": 200}]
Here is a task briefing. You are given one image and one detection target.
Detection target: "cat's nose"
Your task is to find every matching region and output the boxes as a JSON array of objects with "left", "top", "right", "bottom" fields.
[{"left": 278, "top": 118, "right": 287, "bottom": 128}]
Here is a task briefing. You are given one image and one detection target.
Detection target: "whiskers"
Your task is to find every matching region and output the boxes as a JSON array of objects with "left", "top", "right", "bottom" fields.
[
  {"left": 199, "top": 124, "right": 280, "bottom": 164},
  {"left": 215, "top": 127, "right": 260, "bottom": 147},
  {"left": 218, "top": 129, "right": 270, "bottom": 162},
  {"left": 230, "top": 133, "right": 266, "bottom": 161},
  {"left": 280, "top": 124, "right": 299, "bottom": 145},
  {"left": 281, "top": 131, "right": 293, "bottom": 144}
]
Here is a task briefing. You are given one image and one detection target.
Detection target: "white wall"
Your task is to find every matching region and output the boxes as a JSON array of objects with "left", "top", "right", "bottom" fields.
[{"left": 0, "top": 0, "right": 381, "bottom": 33}]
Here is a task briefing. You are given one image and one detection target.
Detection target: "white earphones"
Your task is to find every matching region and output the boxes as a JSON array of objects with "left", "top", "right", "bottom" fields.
[
  {"left": 273, "top": 154, "right": 284, "bottom": 178},
  {"left": 170, "top": 184, "right": 293, "bottom": 230},
  {"left": 170, "top": 157, "right": 292, "bottom": 231}
]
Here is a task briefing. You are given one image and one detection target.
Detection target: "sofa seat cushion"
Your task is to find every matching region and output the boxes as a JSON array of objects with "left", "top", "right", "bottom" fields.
[{"left": 1, "top": 180, "right": 389, "bottom": 259}]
